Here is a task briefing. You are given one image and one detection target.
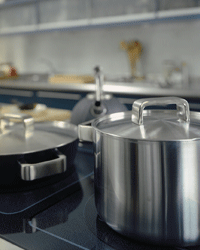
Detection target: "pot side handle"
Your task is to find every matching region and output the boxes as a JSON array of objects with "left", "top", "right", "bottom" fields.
[
  {"left": 78, "top": 120, "right": 94, "bottom": 142},
  {"left": 132, "top": 97, "right": 190, "bottom": 125},
  {"left": 20, "top": 150, "right": 66, "bottom": 181}
]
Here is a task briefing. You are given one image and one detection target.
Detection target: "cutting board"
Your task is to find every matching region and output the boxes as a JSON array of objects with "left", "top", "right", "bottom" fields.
[
  {"left": 49, "top": 74, "right": 95, "bottom": 84},
  {"left": 0, "top": 105, "right": 71, "bottom": 122}
]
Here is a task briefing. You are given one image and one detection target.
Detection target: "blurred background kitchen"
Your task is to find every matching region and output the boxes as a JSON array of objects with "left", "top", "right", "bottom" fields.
[{"left": 0, "top": 0, "right": 200, "bottom": 121}]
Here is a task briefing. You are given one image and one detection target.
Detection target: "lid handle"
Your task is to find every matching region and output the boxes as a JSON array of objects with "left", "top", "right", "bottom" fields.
[
  {"left": 0, "top": 113, "right": 34, "bottom": 133},
  {"left": 132, "top": 97, "right": 190, "bottom": 125}
]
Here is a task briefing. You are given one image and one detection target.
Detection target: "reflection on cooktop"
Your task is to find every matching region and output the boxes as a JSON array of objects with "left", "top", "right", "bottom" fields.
[
  {"left": 28, "top": 176, "right": 96, "bottom": 250},
  {"left": 0, "top": 170, "right": 84, "bottom": 236},
  {"left": 0, "top": 166, "right": 81, "bottom": 215},
  {"left": 27, "top": 188, "right": 83, "bottom": 233},
  {"left": 0, "top": 150, "right": 93, "bottom": 216}
]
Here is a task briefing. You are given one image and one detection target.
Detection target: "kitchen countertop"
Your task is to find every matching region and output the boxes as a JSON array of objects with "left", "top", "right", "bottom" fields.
[{"left": 0, "top": 74, "right": 200, "bottom": 99}]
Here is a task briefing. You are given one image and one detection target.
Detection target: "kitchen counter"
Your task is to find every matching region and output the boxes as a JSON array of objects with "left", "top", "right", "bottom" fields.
[
  {"left": 1, "top": 75, "right": 200, "bottom": 112},
  {"left": 0, "top": 76, "right": 200, "bottom": 99}
]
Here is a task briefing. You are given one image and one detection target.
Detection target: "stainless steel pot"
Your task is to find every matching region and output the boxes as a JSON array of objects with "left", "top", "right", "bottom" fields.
[
  {"left": 0, "top": 113, "right": 78, "bottom": 189},
  {"left": 78, "top": 96, "right": 200, "bottom": 247}
]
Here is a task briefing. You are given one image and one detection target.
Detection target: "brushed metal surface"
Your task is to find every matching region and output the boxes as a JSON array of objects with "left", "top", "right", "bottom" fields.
[
  {"left": 0, "top": 120, "right": 77, "bottom": 155},
  {"left": 132, "top": 96, "right": 190, "bottom": 125},
  {"left": 78, "top": 98, "right": 200, "bottom": 246},
  {"left": 20, "top": 151, "right": 66, "bottom": 181},
  {"left": 91, "top": 109, "right": 200, "bottom": 141},
  {"left": 1, "top": 113, "right": 34, "bottom": 134},
  {"left": 94, "top": 132, "right": 200, "bottom": 246}
]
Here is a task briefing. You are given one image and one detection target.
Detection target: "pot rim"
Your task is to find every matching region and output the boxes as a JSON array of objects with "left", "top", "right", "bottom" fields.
[{"left": 91, "top": 110, "right": 200, "bottom": 142}]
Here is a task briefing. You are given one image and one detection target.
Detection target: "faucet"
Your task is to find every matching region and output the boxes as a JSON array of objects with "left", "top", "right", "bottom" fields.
[{"left": 38, "top": 58, "right": 58, "bottom": 76}]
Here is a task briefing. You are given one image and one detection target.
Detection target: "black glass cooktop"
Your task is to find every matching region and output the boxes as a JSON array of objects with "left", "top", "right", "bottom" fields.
[{"left": 0, "top": 146, "right": 200, "bottom": 250}]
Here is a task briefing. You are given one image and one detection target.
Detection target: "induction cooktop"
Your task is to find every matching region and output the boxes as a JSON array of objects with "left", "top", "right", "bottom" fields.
[{"left": 0, "top": 146, "right": 200, "bottom": 250}]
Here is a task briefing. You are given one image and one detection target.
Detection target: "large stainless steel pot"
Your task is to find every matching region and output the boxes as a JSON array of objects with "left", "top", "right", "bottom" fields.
[
  {"left": 78, "top": 96, "right": 200, "bottom": 247},
  {"left": 0, "top": 113, "right": 78, "bottom": 190}
]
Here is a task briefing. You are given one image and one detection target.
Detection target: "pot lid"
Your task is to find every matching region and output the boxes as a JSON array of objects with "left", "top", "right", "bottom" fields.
[
  {"left": 93, "top": 97, "right": 200, "bottom": 141},
  {"left": 0, "top": 114, "right": 77, "bottom": 155}
]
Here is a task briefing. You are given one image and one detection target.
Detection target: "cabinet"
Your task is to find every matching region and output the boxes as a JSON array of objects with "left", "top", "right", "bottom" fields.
[
  {"left": 0, "top": 87, "right": 85, "bottom": 110},
  {"left": 0, "top": 88, "right": 34, "bottom": 104},
  {"left": 35, "top": 90, "right": 83, "bottom": 110},
  {"left": 0, "top": 0, "right": 200, "bottom": 35},
  {"left": 1, "top": 85, "right": 200, "bottom": 112}
]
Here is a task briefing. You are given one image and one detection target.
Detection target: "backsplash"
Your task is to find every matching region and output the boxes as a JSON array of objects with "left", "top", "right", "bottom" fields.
[{"left": 0, "top": 18, "right": 200, "bottom": 79}]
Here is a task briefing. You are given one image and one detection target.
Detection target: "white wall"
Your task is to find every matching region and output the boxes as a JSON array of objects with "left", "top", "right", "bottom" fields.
[{"left": 0, "top": 18, "right": 199, "bottom": 78}]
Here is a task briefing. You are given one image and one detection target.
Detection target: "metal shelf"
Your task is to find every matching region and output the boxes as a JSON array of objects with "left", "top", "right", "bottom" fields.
[
  {"left": 0, "top": 3, "right": 200, "bottom": 36},
  {"left": 0, "top": 0, "right": 35, "bottom": 8}
]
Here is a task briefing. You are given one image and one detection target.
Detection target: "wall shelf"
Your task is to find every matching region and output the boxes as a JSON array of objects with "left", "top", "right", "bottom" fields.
[
  {"left": 0, "top": 0, "right": 35, "bottom": 8},
  {"left": 0, "top": 1, "right": 200, "bottom": 36}
]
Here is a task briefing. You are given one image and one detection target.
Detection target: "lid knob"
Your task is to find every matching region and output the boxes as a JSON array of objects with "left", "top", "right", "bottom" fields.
[{"left": 0, "top": 113, "right": 34, "bottom": 137}]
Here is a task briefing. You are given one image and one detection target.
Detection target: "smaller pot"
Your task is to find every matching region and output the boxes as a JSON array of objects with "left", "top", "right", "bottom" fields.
[{"left": 70, "top": 66, "right": 127, "bottom": 125}]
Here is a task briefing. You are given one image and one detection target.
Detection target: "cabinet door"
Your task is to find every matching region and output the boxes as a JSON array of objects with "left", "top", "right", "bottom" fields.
[
  {"left": 0, "top": 2, "right": 37, "bottom": 29},
  {"left": 0, "top": 89, "right": 34, "bottom": 105},
  {"left": 35, "top": 91, "right": 83, "bottom": 110}
]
